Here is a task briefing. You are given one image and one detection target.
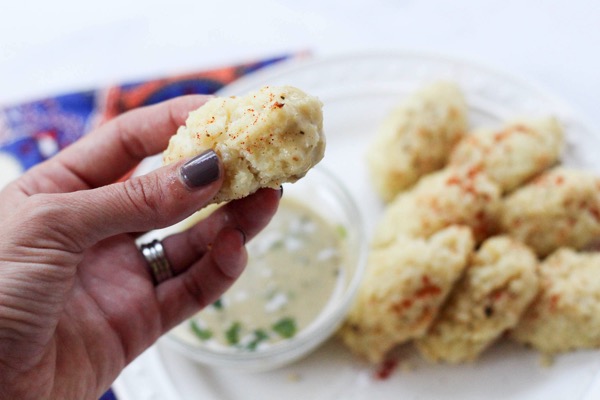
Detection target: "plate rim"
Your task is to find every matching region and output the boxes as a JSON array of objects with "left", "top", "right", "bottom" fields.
[{"left": 220, "top": 50, "right": 596, "bottom": 133}]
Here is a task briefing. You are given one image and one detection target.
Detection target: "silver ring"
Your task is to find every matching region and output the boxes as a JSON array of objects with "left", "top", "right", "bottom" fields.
[{"left": 140, "top": 239, "right": 174, "bottom": 285}]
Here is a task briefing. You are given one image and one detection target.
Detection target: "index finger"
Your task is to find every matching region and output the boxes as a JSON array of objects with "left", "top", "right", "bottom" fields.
[{"left": 25, "top": 95, "right": 211, "bottom": 194}]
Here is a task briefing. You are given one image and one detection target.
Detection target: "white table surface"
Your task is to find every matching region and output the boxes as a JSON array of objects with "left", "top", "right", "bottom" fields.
[{"left": 0, "top": 0, "right": 599, "bottom": 130}]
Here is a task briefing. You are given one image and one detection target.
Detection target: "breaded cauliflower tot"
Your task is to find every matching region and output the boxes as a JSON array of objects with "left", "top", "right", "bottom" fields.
[
  {"left": 511, "top": 248, "right": 600, "bottom": 354},
  {"left": 449, "top": 117, "right": 564, "bottom": 192},
  {"left": 500, "top": 167, "right": 600, "bottom": 257},
  {"left": 339, "top": 226, "right": 475, "bottom": 363},
  {"left": 373, "top": 166, "right": 501, "bottom": 246},
  {"left": 416, "top": 236, "right": 539, "bottom": 363},
  {"left": 366, "top": 82, "right": 468, "bottom": 202},
  {"left": 163, "top": 86, "right": 325, "bottom": 203}
]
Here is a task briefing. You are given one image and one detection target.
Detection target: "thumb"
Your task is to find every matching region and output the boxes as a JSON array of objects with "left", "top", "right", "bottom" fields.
[{"left": 40, "top": 150, "right": 222, "bottom": 251}]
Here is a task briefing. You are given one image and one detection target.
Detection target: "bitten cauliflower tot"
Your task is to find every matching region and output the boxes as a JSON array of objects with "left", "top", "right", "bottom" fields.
[
  {"left": 373, "top": 166, "right": 501, "bottom": 246},
  {"left": 511, "top": 248, "right": 600, "bottom": 354},
  {"left": 163, "top": 85, "right": 325, "bottom": 204},
  {"left": 500, "top": 167, "right": 600, "bottom": 257},
  {"left": 339, "top": 226, "right": 474, "bottom": 363},
  {"left": 416, "top": 236, "right": 539, "bottom": 363},
  {"left": 366, "top": 82, "right": 468, "bottom": 202},
  {"left": 449, "top": 117, "right": 564, "bottom": 192}
]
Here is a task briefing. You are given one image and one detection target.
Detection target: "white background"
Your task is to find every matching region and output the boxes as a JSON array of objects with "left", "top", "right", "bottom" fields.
[{"left": 0, "top": 0, "right": 599, "bottom": 129}]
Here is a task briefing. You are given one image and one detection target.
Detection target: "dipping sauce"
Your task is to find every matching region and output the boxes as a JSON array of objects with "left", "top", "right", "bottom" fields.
[{"left": 176, "top": 197, "right": 347, "bottom": 352}]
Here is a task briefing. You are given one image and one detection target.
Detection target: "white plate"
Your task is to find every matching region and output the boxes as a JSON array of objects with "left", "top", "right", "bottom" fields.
[{"left": 114, "top": 52, "right": 600, "bottom": 400}]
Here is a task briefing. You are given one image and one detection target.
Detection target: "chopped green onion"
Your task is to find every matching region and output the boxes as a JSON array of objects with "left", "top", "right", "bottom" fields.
[
  {"left": 212, "top": 298, "right": 224, "bottom": 310},
  {"left": 270, "top": 239, "right": 285, "bottom": 250},
  {"left": 246, "top": 329, "right": 269, "bottom": 351},
  {"left": 272, "top": 317, "right": 297, "bottom": 339},
  {"left": 336, "top": 225, "right": 348, "bottom": 239},
  {"left": 190, "top": 320, "right": 212, "bottom": 341},
  {"left": 225, "top": 321, "right": 242, "bottom": 345}
]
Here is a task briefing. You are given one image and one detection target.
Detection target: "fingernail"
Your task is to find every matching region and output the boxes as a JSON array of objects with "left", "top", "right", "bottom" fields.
[
  {"left": 236, "top": 228, "right": 247, "bottom": 245},
  {"left": 180, "top": 150, "right": 220, "bottom": 189},
  {"left": 279, "top": 185, "right": 284, "bottom": 198}
]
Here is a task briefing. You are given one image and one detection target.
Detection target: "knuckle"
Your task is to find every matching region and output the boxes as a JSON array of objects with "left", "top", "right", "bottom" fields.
[
  {"left": 25, "top": 193, "right": 66, "bottom": 223},
  {"left": 182, "top": 274, "right": 210, "bottom": 309},
  {"left": 21, "top": 193, "right": 84, "bottom": 251},
  {"left": 115, "top": 117, "right": 152, "bottom": 160},
  {"left": 120, "top": 175, "right": 165, "bottom": 220}
]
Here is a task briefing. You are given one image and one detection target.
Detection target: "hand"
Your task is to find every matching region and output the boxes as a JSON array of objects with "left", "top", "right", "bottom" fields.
[{"left": 0, "top": 96, "right": 281, "bottom": 400}]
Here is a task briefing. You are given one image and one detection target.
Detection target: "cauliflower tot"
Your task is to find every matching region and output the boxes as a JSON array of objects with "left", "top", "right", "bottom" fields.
[
  {"left": 163, "top": 85, "right": 325, "bottom": 203},
  {"left": 366, "top": 82, "right": 468, "bottom": 202},
  {"left": 373, "top": 166, "right": 501, "bottom": 246},
  {"left": 416, "top": 236, "right": 539, "bottom": 363},
  {"left": 511, "top": 249, "right": 600, "bottom": 354},
  {"left": 500, "top": 167, "right": 600, "bottom": 257},
  {"left": 449, "top": 117, "right": 564, "bottom": 192},
  {"left": 339, "top": 226, "right": 474, "bottom": 363}
]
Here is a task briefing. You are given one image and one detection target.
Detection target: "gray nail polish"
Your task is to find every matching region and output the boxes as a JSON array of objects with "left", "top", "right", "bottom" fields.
[{"left": 180, "top": 150, "right": 220, "bottom": 189}]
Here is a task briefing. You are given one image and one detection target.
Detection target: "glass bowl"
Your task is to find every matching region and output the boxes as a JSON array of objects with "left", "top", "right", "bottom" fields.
[{"left": 162, "top": 165, "right": 367, "bottom": 371}]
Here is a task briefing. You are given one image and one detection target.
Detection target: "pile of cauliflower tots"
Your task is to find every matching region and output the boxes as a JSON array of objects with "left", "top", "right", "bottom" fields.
[{"left": 339, "top": 82, "right": 600, "bottom": 364}]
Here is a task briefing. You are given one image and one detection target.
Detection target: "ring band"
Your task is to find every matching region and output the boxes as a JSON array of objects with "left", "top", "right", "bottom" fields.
[{"left": 140, "top": 239, "right": 174, "bottom": 285}]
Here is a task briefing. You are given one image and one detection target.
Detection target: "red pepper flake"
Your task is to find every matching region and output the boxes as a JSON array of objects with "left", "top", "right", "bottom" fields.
[
  {"left": 272, "top": 102, "right": 285, "bottom": 109},
  {"left": 590, "top": 207, "right": 600, "bottom": 222},
  {"left": 391, "top": 298, "right": 414, "bottom": 314},
  {"left": 549, "top": 294, "right": 560, "bottom": 311},
  {"left": 416, "top": 285, "right": 442, "bottom": 298},
  {"left": 415, "top": 276, "right": 442, "bottom": 298},
  {"left": 374, "top": 358, "right": 398, "bottom": 380},
  {"left": 466, "top": 135, "right": 481, "bottom": 146},
  {"left": 467, "top": 165, "right": 483, "bottom": 179},
  {"left": 555, "top": 175, "right": 565, "bottom": 185},
  {"left": 493, "top": 130, "right": 510, "bottom": 142},
  {"left": 446, "top": 176, "right": 461, "bottom": 186},
  {"left": 513, "top": 124, "right": 530, "bottom": 133},
  {"left": 490, "top": 289, "right": 505, "bottom": 301}
]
